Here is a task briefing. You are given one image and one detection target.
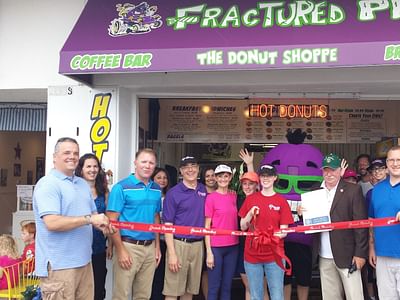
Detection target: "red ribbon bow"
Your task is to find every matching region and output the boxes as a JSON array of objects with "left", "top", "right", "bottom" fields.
[{"left": 251, "top": 225, "right": 292, "bottom": 275}]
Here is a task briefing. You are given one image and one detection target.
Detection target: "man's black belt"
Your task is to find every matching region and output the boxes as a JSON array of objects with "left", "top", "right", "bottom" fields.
[
  {"left": 174, "top": 237, "right": 203, "bottom": 243},
  {"left": 121, "top": 236, "right": 153, "bottom": 246}
]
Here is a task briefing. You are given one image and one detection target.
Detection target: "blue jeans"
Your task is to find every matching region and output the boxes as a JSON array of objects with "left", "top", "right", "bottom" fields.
[
  {"left": 207, "top": 245, "right": 239, "bottom": 300},
  {"left": 244, "top": 260, "right": 284, "bottom": 300}
]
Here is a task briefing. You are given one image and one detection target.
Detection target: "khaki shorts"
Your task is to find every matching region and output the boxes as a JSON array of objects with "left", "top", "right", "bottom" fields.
[
  {"left": 112, "top": 241, "right": 156, "bottom": 300},
  {"left": 163, "top": 239, "right": 204, "bottom": 297},
  {"left": 376, "top": 256, "right": 400, "bottom": 299},
  {"left": 40, "top": 262, "right": 93, "bottom": 300}
]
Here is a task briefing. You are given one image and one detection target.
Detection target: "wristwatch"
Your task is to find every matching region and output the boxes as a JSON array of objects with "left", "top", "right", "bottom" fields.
[{"left": 84, "top": 215, "right": 92, "bottom": 225}]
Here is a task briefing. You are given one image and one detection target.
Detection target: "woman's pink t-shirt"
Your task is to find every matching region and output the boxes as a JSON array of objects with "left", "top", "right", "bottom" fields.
[{"left": 205, "top": 191, "right": 239, "bottom": 247}]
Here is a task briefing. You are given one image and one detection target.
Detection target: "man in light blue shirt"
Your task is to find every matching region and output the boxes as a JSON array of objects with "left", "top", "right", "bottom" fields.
[{"left": 33, "top": 137, "right": 111, "bottom": 300}]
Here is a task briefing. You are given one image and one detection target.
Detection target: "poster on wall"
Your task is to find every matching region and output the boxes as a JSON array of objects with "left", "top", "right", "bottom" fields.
[
  {"left": 17, "top": 185, "right": 34, "bottom": 211},
  {"left": 14, "top": 164, "right": 21, "bottom": 177},
  {"left": 0, "top": 169, "right": 7, "bottom": 186},
  {"left": 35, "top": 157, "right": 45, "bottom": 183},
  {"left": 158, "top": 99, "right": 389, "bottom": 144}
]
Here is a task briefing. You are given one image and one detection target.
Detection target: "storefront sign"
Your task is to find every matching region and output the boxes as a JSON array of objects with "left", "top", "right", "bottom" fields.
[
  {"left": 158, "top": 99, "right": 388, "bottom": 144},
  {"left": 90, "top": 93, "right": 112, "bottom": 161},
  {"left": 249, "top": 104, "right": 328, "bottom": 119},
  {"left": 59, "top": 0, "right": 400, "bottom": 75},
  {"left": 165, "top": 2, "right": 398, "bottom": 30}
]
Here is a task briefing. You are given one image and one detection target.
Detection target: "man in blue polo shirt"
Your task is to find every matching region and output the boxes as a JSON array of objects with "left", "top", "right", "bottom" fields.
[
  {"left": 162, "top": 156, "right": 207, "bottom": 300},
  {"left": 33, "top": 137, "right": 111, "bottom": 300},
  {"left": 369, "top": 145, "right": 400, "bottom": 299},
  {"left": 107, "top": 148, "right": 162, "bottom": 300}
]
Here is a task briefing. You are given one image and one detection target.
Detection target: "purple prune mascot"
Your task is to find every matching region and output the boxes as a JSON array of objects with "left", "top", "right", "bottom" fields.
[{"left": 260, "top": 129, "right": 323, "bottom": 300}]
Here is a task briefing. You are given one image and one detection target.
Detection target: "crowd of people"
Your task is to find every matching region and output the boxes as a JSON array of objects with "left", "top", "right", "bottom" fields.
[{"left": 0, "top": 136, "right": 397, "bottom": 300}]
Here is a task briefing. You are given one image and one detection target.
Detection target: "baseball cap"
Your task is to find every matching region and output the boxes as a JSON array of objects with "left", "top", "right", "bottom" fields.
[
  {"left": 214, "top": 164, "right": 232, "bottom": 175},
  {"left": 240, "top": 172, "right": 259, "bottom": 184},
  {"left": 343, "top": 169, "right": 357, "bottom": 179},
  {"left": 367, "top": 159, "right": 386, "bottom": 171},
  {"left": 322, "top": 153, "right": 341, "bottom": 169},
  {"left": 180, "top": 156, "right": 198, "bottom": 167},
  {"left": 258, "top": 164, "right": 277, "bottom": 176}
]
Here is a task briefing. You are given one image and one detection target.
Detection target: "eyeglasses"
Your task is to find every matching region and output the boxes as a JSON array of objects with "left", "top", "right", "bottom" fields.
[
  {"left": 181, "top": 164, "right": 198, "bottom": 171},
  {"left": 274, "top": 174, "right": 323, "bottom": 194},
  {"left": 387, "top": 158, "right": 400, "bottom": 165}
]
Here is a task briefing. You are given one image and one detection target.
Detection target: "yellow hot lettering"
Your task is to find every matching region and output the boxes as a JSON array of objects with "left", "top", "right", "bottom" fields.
[
  {"left": 91, "top": 93, "right": 111, "bottom": 119},
  {"left": 90, "top": 118, "right": 111, "bottom": 143},
  {"left": 90, "top": 93, "right": 112, "bottom": 162},
  {"left": 92, "top": 143, "right": 109, "bottom": 162}
]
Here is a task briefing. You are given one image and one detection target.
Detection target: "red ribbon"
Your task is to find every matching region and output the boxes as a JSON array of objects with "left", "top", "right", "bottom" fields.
[
  {"left": 110, "top": 217, "right": 398, "bottom": 276},
  {"left": 282, "top": 217, "right": 398, "bottom": 234},
  {"left": 110, "top": 220, "right": 253, "bottom": 236},
  {"left": 251, "top": 225, "right": 292, "bottom": 275},
  {"left": 111, "top": 217, "right": 398, "bottom": 237}
]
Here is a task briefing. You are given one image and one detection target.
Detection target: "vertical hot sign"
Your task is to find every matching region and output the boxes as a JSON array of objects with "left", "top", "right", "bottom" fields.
[{"left": 90, "top": 93, "right": 111, "bottom": 162}]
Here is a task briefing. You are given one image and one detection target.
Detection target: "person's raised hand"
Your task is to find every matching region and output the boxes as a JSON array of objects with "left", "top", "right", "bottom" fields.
[
  {"left": 340, "top": 159, "right": 348, "bottom": 177},
  {"left": 239, "top": 149, "right": 254, "bottom": 166}
]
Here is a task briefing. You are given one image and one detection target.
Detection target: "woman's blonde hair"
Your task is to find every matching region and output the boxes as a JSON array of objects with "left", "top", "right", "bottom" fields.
[{"left": 0, "top": 234, "right": 19, "bottom": 259}]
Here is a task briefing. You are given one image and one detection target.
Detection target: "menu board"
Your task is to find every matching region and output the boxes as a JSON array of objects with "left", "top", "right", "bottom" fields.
[
  {"left": 246, "top": 112, "right": 347, "bottom": 143},
  {"left": 158, "top": 100, "right": 247, "bottom": 142},
  {"left": 335, "top": 107, "right": 386, "bottom": 143},
  {"left": 157, "top": 99, "right": 387, "bottom": 144}
]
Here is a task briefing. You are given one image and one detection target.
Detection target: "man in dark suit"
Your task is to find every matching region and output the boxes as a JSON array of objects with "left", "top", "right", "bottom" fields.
[{"left": 318, "top": 153, "right": 368, "bottom": 300}]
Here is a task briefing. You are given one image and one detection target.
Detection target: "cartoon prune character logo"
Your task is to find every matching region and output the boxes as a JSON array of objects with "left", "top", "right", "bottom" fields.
[{"left": 109, "top": 2, "right": 162, "bottom": 36}]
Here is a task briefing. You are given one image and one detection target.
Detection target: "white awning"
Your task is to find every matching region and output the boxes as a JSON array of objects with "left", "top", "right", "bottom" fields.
[{"left": 0, "top": 103, "right": 47, "bottom": 131}]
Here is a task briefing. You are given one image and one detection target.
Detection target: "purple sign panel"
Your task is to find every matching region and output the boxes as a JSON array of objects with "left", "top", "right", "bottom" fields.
[{"left": 59, "top": 0, "right": 400, "bottom": 74}]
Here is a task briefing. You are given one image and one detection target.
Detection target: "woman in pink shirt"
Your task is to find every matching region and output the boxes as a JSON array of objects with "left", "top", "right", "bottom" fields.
[{"left": 205, "top": 164, "right": 239, "bottom": 300}]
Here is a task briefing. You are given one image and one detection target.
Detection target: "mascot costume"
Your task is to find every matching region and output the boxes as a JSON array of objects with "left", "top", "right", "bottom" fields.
[{"left": 260, "top": 129, "right": 323, "bottom": 298}]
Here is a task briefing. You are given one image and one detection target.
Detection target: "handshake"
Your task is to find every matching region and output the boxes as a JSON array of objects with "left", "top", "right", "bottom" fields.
[{"left": 86, "top": 213, "right": 117, "bottom": 235}]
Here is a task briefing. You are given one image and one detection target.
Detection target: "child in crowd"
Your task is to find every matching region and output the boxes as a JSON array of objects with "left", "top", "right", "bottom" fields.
[
  {"left": 21, "top": 222, "right": 36, "bottom": 261},
  {"left": 21, "top": 222, "right": 36, "bottom": 274},
  {"left": 0, "top": 234, "right": 20, "bottom": 289}
]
